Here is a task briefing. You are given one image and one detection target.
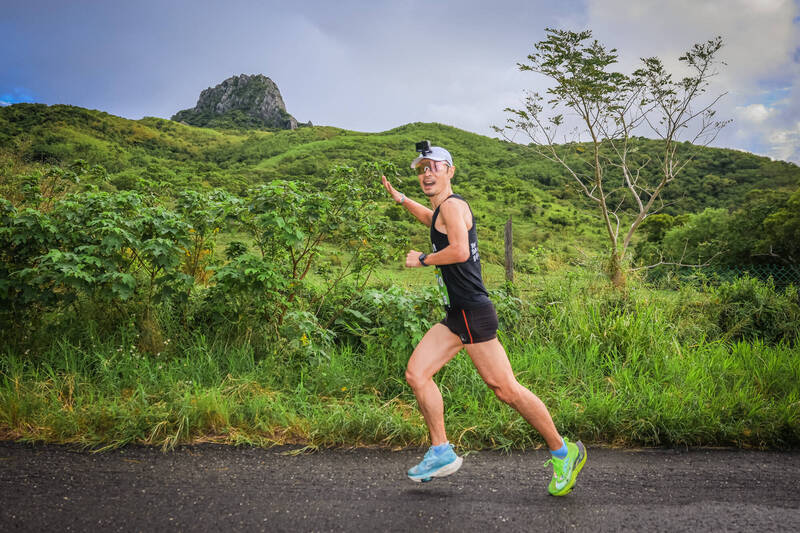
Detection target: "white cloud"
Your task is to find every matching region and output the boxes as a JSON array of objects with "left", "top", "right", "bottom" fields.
[
  {"left": 737, "top": 103, "right": 777, "bottom": 124},
  {"left": 585, "top": 0, "right": 796, "bottom": 80},
  {"left": 583, "top": 0, "right": 800, "bottom": 163},
  {"left": 767, "top": 122, "right": 800, "bottom": 161}
]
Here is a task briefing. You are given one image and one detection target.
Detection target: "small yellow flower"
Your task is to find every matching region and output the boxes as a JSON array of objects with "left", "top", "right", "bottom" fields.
[
  {"left": 301, "top": 333, "right": 309, "bottom": 346},
  {"left": 341, "top": 387, "right": 347, "bottom": 392}
]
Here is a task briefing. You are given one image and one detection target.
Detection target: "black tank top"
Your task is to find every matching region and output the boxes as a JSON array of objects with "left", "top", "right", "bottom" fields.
[{"left": 430, "top": 194, "right": 490, "bottom": 309}]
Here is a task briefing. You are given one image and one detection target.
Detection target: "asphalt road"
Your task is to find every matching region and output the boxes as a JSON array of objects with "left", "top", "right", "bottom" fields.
[{"left": 1, "top": 441, "right": 799, "bottom": 532}]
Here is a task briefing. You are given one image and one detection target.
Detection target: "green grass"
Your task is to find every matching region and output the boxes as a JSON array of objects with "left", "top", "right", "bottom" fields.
[{"left": 2, "top": 277, "right": 798, "bottom": 451}]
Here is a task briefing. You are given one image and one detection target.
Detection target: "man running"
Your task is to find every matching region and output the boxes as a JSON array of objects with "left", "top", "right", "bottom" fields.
[{"left": 380, "top": 143, "right": 586, "bottom": 496}]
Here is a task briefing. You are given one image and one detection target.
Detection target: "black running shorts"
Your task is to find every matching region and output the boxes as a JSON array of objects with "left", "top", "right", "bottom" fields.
[{"left": 440, "top": 302, "right": 498, "bottom": 344}]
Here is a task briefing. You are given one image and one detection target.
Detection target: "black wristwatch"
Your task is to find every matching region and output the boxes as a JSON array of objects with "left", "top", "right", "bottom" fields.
[{"left": 418, "top": 253, "right": 429, "bottom": 266}]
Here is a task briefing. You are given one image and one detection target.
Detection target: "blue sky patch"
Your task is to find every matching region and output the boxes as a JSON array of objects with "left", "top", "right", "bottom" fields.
[
  {"left": 0, "top": 88, "right": 36, "bottom": 107},
  {"left": 759, "top": 87, "right": 792, "bottom": 107}
]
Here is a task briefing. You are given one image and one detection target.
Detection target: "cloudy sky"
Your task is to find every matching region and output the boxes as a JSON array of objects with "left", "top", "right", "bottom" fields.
[{"left": 2, "top": 0, "right": 799, "bottom": 163}]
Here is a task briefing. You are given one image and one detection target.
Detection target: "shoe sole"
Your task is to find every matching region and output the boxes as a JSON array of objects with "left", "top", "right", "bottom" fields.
[
  {"left": 551, "top": 441, "right": 587, "bottom": 496},
  {"left": 408, "top": 456, "right": 463, "bottom": 483}
]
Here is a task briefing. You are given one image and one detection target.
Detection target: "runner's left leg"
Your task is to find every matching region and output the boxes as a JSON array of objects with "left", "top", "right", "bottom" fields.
[{"left": 464, "top": 337, "right": 563, "bottom": 450}]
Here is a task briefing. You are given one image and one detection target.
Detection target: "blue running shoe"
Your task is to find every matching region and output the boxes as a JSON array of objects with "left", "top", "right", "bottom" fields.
[{"left": 407, "top": 444, "right": 463, "bottom": 483}]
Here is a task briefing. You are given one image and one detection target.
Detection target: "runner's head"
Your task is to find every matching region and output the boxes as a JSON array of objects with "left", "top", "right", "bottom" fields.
[{"left": 411, "top": 146, "right": 455, "bottom": 197}]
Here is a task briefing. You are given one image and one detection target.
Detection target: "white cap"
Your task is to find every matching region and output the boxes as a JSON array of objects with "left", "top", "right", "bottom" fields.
[{"left": 410, "top": 146, "right": 454, "bottom": 169}]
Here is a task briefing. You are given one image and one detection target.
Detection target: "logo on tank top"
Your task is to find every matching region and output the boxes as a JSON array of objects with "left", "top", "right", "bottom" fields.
[
  {"left": 431, "top": 244, "right": 450, "bottom": 307},
  {"left": 470, "top": 242, "right": 479, "bottom": 262}
]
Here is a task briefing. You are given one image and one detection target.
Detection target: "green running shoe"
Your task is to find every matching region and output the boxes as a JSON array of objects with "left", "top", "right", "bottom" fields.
[{"left": 544, "top": 437, "right": 586, "bottom": 496}]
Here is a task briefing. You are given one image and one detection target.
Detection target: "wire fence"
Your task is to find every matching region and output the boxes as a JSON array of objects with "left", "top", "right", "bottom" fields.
[{"left": 658, "top": 264, "right": 800, "bottom": 289}]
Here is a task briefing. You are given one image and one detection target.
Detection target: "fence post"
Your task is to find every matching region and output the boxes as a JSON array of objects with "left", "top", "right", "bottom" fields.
[{"left": 505, "top": 216, "right": 513, "bottom": 283}]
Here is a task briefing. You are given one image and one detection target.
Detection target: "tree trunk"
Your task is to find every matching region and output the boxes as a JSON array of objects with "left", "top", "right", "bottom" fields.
[
  {"left": 504, "top": 216, "right": 514, "bottom": 283},
  {"left": 608, "top": 251, "right": 626, "bottom": 288}
]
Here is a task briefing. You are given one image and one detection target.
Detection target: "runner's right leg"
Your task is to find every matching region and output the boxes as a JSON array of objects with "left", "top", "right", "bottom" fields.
[
  {"left": 405, "top": 323, "right": 464, "bottom": 482},
  {"left": 405, "top": 323, "right": 463, "bottom": 446}
]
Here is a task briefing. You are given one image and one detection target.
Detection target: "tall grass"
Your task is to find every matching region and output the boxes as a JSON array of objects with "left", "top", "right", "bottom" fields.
[{"left": 2, "top": 276, "right": 798, "bottom": 451}]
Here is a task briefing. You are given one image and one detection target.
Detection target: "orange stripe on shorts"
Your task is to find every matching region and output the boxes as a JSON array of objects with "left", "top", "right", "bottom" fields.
[{"left": 461, "top": 309, "right": 474, "bottom": 344}]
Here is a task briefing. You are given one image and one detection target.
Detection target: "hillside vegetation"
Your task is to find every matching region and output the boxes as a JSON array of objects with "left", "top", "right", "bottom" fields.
[
  {"left": 1, "top": 103, "right": 799, "bottom": 451},
  {"left": 4, "top": 104, "right": 798, "bottom": 205},
  {"left": 2, "top": 103, "right": 799, "bottom": 266}
]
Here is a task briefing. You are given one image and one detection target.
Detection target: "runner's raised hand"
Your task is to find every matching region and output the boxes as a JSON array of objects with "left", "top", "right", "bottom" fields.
[{"left": 381, "top": 175, "right": 404, "bottom": 203}]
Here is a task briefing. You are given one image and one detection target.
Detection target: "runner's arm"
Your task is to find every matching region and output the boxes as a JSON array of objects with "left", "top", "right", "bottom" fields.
[
  {"left": 414, "top": 200, "right": 470, "bottom": 266},
  {"left": 399, "top": 196, "right": 434, "bottom": 227},
  {"left": 381, "top": 175, "right": 433, "bottom": 226}
]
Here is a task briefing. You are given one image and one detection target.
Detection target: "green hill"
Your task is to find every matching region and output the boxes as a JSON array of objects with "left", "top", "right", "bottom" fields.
[{"left": 2, "top": 103, "right": 799, "bottom": 264}]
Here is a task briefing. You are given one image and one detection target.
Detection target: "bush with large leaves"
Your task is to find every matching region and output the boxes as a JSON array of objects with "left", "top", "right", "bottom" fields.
[{"left": 1, "top": 190, "right": 193, "bottom": 338}]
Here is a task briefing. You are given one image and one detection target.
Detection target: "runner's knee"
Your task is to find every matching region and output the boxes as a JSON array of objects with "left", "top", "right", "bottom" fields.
[
  {"left": 405, "top": 367, "right": 427, "bottom": 390},
  {"left": 490, "top": 381, "right": 521, "bottom": 406}
]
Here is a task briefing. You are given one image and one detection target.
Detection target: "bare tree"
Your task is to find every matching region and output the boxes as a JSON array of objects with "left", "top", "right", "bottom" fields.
[{"left": 495, "top": 28, "right": 730, "bottom": 286}]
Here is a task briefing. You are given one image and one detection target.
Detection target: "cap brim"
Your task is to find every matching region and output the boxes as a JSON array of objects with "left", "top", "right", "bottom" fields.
[{"left": 410, "top": 154, "right": 448, "bottom": 169}]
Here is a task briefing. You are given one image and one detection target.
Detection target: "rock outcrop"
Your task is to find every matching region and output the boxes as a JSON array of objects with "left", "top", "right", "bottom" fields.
[{"left": 172, "top": 74, "right": 298, "bottom": 130}]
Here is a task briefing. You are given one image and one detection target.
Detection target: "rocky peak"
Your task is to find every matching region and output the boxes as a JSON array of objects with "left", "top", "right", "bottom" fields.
[{"left": 172, "top": 74, "right": 301, "bottom": 130}]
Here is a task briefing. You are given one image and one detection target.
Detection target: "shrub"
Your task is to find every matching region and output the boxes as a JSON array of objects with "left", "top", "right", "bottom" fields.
[
  {"left": 0, "top": 190, "right": 193, "bottom": 340},
  {"left": 197, "top": 253, "right": 289, "bottom": 334},
  {"left": 279, "top": 310, "right": 335, "bottom": 362},
  {"left": 341, "top": 285, "right": 440, "bottom": 356},
  {"left": 713, "top": 276, "right": 799, "bottom": 344}
]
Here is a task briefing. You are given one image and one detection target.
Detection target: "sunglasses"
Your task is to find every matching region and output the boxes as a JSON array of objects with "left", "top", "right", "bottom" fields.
[{"left": 415, "top": 160, "right": 450, "bottom": 175}]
